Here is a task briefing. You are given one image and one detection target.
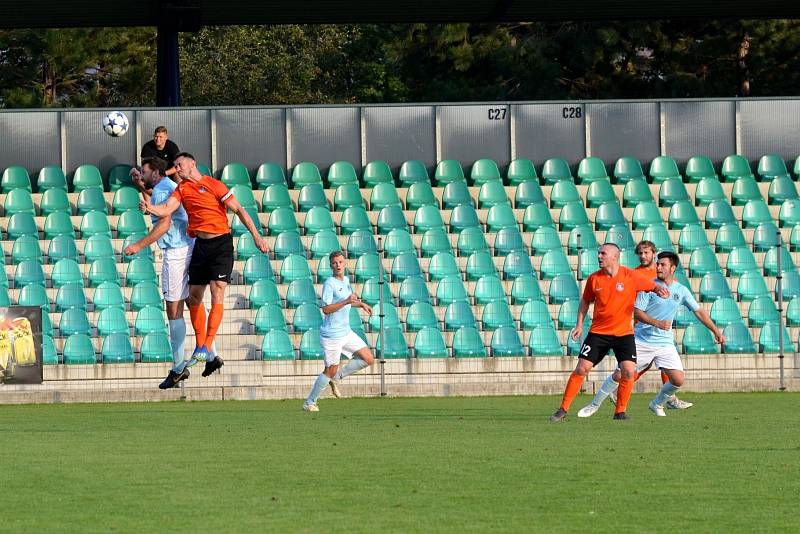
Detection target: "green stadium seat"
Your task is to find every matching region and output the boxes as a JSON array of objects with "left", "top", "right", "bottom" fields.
[
  {"left": 737, "top": 270, "right": 770, "bottom": 302},
  {"left": 577, "top": 157, "right": 608, "bottom": 184},
  {"left": 51, "top": 258, "right": 83, "bottom": 288},
  {"left": 508, "top": 274, "right": 541, "bottom": 305},
  {"left": 40, "top": 188, "right": 71, "bottom": 217},
  {"left": 135, "top": 306, "right": 167, "bottom": 335},
  {"left": 648, "top": 156, "right": 680, "bottom": 183},
  {"left": 4, "top": 188, "right": 35, "bottom": 216},
  {"left": 405, "top": 182, "right": 437, "bottom": 210},
  {"left": 688, "top": 246, "right": 721, "bottom": 277},
  {"left": 399, "top": 276, "right": 430, "bottom": 306},
  {"left": 428, "top": 252, "right": 460, "bottom": 281},
  {"left": 620, "top": 248, "right": 640, "bottom": 269},
  {"left": 391, "top": 252, "right": 422, "bottom": 281},
  {"left": 93, "top": 282, "right": 125, "bottom": 311},
  {"left": 377, "top": 205, "right": 409, "bottom": 235},
  {"left": 37, "top": 165, "right": 68, "bottom": 192},
  {"left": 72, "top": 165, "right": 103, "bottom": 192},
  {"left": 668, "top": 200, "right": 700, "bottom": 229},
  {"left": 255, "top": 162, "right": 286, "bottom": 189},
  {"left": 47, "top": 234, "right": 78, "bottom": 264},
  {"left": 434, "top": 160, "right": 466, "bottom": 186},
  {"left": 448, "top": 205, "right": 480, "bottom": 234},
  {"left": 420, "top": 228, "right": 453, "bottom": 257},
  {"left": 506, "top": 158, "right": 538, "bottom": 186},
  {"left": 59, "top": 307, "right": 91, "bottom": 336},
  {"left": 286, "top": 278, "right": 318, "bottom": 308},
  {"left": 502, "top": 250, "right": 534, "bottom": 280},
  {"left": 791, "top": 224, "right": 800, "bottom": 252},
  {"left": 340, "top": 206, "right": 372, "bottom": 235},
  {"left": 585, "top": 179, "right": 616, "bottom": 208},
  {"left": 710, "top": 297, "right": 743, "bottom": 325},
  {"left": 219, "top": 163, "right": 251, "bottom": 189},
  {"left": 80, "top": 211, "right": 111, "bottom": 239},
  {"left": 558, "top": 202, "right": 590, "bottom": 231},
  {"left": 126, "top": 257, "right": 157, "bottom": 286},
  {"left": 685, "top": 155, "right": 717, "bottom": 183},
  {"left": 131, "top": 281, "right": 162, "bottom": 311},
  {"left": 494, "top": 227, "right": 526, "bottom": 257},
  {"left": 42, "top": 335, "right": 57, "bottom": 365},
  {"left": 473, "top": 275, "right": 505, "bottom": 304},
  {"left": 406, "top": 301, "right": 439, "bottom": 331},
  {"left": 362, "top": 160, "right": 393, "bottom": 188},
  {"left": 116, "top": 210, "right": 148, "bottom": 239},
  {"left": 531, "top": 226, "right": 562, "bottom": 256},
  {"left": 466, "top": 252, "right": 499, "bottom": 281},
  {"left": 436, "top": 275, "right": 468, "bottom": 305},
  {"left": 139, "top": 333, "right": 172, "bottom": 363},
  {"left": 539, "top": 249, "right": 571, "bottom": 280},
  {"left": 326, "top": 161, "right": 358, "bottom": 188},
  {"left": 541, "top": 158, "right": 574, "bottom": 185},
  {"left": 478, "top": 180, "right": 510, "bottom": 208},
  {"left": 376, "top": 327, "right": 410, "bottom": 359},
  {"left": 83, "top": 234, "right": 115, "bottom": 263},
  {"left": 261, "top": 329, "right": 295, "bottom": 360},
  {"left": 604, "top": 224, "right": 636, "bottom": 250},
  {"left": 528, "top": 325, "right": 563, "bottom": 355},
  {"left": 55, "top": 283, "right": 86, "bottom": 312},
  {"left": 14, "top": 260, "right": 45, "bottom": 287},
  {"left": 297, "top": 183, "right": 328, "bottom": 212},
  {"left": 1, "top": 165, "right": 32, "bottom": 192},
  {"left": 452, "top": 326, "right": 486, "bottom": 358},
  {"left": 262, "top": 184, "right": 293, "bottom": 213},
  {"left": 726, "top": 247, "right": 758, "bottom": 277},
  {"left": 520, "top": 299, "right": 553, "bottom": 330},
  {"left": 63, "top": 333, "right": 96, "bottom": 364},
  {"left": 567, "top": 225, "right": 598, "bottom": 255},
  {"left": 715, "top": 223, "right": 746, "bottom": 252},
  {"left": 758, "top": 322, "right": 791, "bottom": 352},
  {"left": 360, "top": 277, "right": 391, "bottom": 308},
  {"left": 355, "top": 254, "right": 383, "bottom": 282},
  {"left": 17, "top": 283, "right": 48, "bottom": 308},
  {"left": 641, "top": 224, "right": 674, "bottom": 252},
  {"left": 249, "top": 279, "right": 281, "bottom": 309},
  {"left": 254, "top": 303, "right": 287, "bottom": 334},
  {"left": 694, "top": 177, "right": 725, "bottom": 207},
  {"left": 12, "top": 235, "right": 42, "bottom": 265},
  {"left": 704, "top": 199, "right": 736, "bottom": 229},
  {"left": 229, "top": 185, "right": 257, "bottom": 211},
  {"left": 470, "top": 159, "right": 502, "bottom": 186},
  {"left": 122, "top": 232, "right": 152, "bottom": 263},
  {"left": 490, "top": 326, "right": 525, "bottom": 356},
  {"left": 333, "top": 183, "right": 365, "bottom": 212},
  {"left": 7, "top": 212, "right": 38, "bottom": 240},
  {"left": 97, "top": 307, "right": 130, "bottom": 336},
  {"left": 550, "top": 180, "right": 581, "bottom": 209},
  {"left": 522, "top": 204, "right": 555, "bottom": 232},
  {"left": 414, "top": 204, "right": 446, "bottom": 234},
  {"left": 111, "top": 187, "right": 141, "bottom": 214},
  {"left": 722, "top": 322, "right": 755, "bottom": 353},
  {"left": 107, "top": 164, "right": 134, "bottom": 191},
  {"left": 557, "top": 299, "right": 580, "bottom": 330},
  {"left": 280, "top": 254, "right": 312, "bottom": 283},
  {"left": 291, "top": 162, "right": 322, "bottom": 189},
  {"left": 731, "top": 176, "right": 762, "bottom": 206},
  {"left": 369, "top": 302, "right": 401, "bottom": 331},
  {"left": 768, "top": 175, "right": 798, "bottom": 205},
  {"left": 398, "top": 160, "right": 430, "bottom": 187},
  {"left": 347, "top": 230, "right": 377, "bottom": 257},
  {"left": 787, "top": 296, "right": 800, "bottom": 325},
  {"left": 43, "top": 212, "right": 76, "bottom": 240},
  {"left": 578, "top": 248, "right": 600, "bottom": 279},
  {"left": 267, "top": 206, "right": 299, "bottom": 235},
  {"left": 721, "top": 154, "right": 753, "bottom": 182},
  {"left": 298, "top": 330, "right": 324, "bottom": 359},
  {"left": 196, "top": 163, "right": 212, "bottom": 177},
  {"left": 747, "top": 296, "right": 779, "bottom": 327},
  {"left": 752, "top": 222, "right": 780, "bottom": 252},
  {"left": 514, "top": 181, "right": 544, "bottom": 209},
  {"left": 742, "top": 199, "right": 773, "bottom": 228},
  {"left": 272, "top": 231, "right": 304, "bottom": 259},
  {"left": 622, "top": 178, "right": 653, "bottom": 207},
  {"left": 457, "top": 226, "right": 489, "bottom": 256},
  {"left": 764, "top": 247, "right": 796, "bottom": 277},
  {"left": 304, "top": 206, "right": 336, "bottom": 236},
  {"left": 781, "top": 270, "right": 800, "bottom": 301},
  {"left": 414, "top": 327, "right": 448, "bottom": 358},
  {"left": 631, "top": 201, "right": 663, "bottom": 229},
  {"left": 88, "top": 258, "right": 120, "bottom": 287},
  {"left": 370, "top": 182, "right": 401, "bottom": 211},
  {"left": 76, "top": 188, "right": 107, "bottom": 215},
  {"left": 0, "top": 288, "right": 9, "bottom": 307},
  {"left": 41, "top": 311, "right": 53, "bottom": 336},
  {"left": 778, "top": 200, "right": 800, "bottom": 228},
  {"left": 613, "top": 156, "right": 645, "bottom": 184},
  {"left": 658, "top": 178, "right": 689, "bottom": 207},
  {"left": 384, "top": 229, "right": 415, "bottom": 258},
  {"left": 682, "top": 323, "right": 719, "bottom": 354},
  {"left": 549, "top": 273, "right": 580, "bottom": 304},
  {"left": 480, "top": 299, "right": 514, "bottom": 331},
  {"left": 698, "top": 271, "right": 731, "bottom": 302},
  {"left": 441, "top": 181, "right": 473, "bottom": 209}
]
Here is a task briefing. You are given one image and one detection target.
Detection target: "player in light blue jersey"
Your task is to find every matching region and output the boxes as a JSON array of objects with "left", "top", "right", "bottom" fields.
[
  {"left": 578, "top": 251, "right": 726, "bottom": 417},
  {"left": 124, "top": 157, "right": 215, "bottom": 389},
  {"left": 303, "top": 251, "right": 375, "bottom": 412}
]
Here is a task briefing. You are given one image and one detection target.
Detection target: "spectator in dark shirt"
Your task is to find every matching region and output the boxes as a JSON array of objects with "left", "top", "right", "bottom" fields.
[{"left": 141, "top": 126, "right": 180, "bottom": 176}]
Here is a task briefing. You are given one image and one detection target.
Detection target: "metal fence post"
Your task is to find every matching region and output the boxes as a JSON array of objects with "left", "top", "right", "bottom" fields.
[
  {"left": 776, "top": 229, "right": 786, "bottom": 391},
  {"left": 377, "top": 236, "right": 386, "bottom": 396}
]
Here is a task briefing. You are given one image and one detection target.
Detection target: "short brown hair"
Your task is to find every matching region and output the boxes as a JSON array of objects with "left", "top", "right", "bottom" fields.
[
  {"left": 154, "top": 126, "right": 168, "bottom": 135},
  {"left": 635, "top": 240, "right": 657, "bottom": 254},
  {"left": 329, "top": 250, "right": 345, "bottom": 264},
  {"left": 142, "top": 157, "right": 166, "bottom": 175}
]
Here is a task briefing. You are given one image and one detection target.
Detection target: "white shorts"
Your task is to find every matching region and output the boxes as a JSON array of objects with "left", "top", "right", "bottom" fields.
[
  {"left": 321, "top": 331, "right": 367, "bottom": 367},
  {"left": 161, "top": 246, "right": 192, "bottom": 302},
  {"left": 634, "top": 341, "right": 684, "bottom": 373}
]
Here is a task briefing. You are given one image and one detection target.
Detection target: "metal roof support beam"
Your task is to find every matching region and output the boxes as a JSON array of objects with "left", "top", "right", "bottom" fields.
[{"left": 156, "top": 25, "right": 181, "bottom": 107}]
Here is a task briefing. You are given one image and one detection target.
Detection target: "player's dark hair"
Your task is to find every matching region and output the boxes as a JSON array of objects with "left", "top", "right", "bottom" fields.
[
  {"left": 329, "top": 250, "right": 345, "bottom": 264},
  {"left": 635, "top": 240, "right": 657, "bottom": 254},
  {"left": 658, "top": 251, "right": 680, "bottom": 267},
  {"left": 154, "top": 126, "right": 168, "bottom": 134},
  {"left": 142, "top": 157, "right": 166, "bottom": 175},
  {"left": 175, "top": 152, "right": 195, "bottom": 161}
]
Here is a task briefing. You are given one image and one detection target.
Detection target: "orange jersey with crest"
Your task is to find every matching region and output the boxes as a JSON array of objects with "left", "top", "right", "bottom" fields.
[
  {"left": 636, "top": 264, "right": 657, "bottom": 279},
  {"left": 170, "top": 176, "right": 233, "bottom": 237},
  {"left": 583, "top": 266, "right": 657, "bottom": 336}
]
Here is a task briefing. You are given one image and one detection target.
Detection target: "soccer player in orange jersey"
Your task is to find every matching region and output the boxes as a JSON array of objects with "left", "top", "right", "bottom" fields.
[
  {"left": 142, "top": 153, "right": 268, "bottom": 377},
  {"left": 550, "top": 243, "right": 670, "bottom": 421}
]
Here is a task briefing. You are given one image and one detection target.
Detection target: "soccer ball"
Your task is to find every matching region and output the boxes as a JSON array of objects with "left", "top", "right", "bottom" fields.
[{"left": 102, "top": 111, "right": 129, "bottom": 137}]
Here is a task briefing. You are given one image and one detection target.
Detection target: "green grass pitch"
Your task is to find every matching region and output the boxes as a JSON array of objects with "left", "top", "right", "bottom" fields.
[{"left": 1, "top": 392, "right": 797, "bottom": 532}]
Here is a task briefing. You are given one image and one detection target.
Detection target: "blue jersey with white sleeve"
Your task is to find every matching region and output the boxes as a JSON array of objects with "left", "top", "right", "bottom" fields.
[
  {"left": 320, "top": 276, "right": 353, "bottom": 339},
  {"left": 150, "top": 178, "right": 193, "bottom": 250},
  {"left": 634, "top": 280, "right": 699, "bottom": 346}
]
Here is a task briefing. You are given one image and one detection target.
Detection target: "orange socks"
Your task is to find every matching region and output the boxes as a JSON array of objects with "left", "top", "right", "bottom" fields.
[
  {"left": 189, "top": 304, "right": 207, "bottom": 350},
  {"left": 204, "top": 303, "right": 225, "bottom": 352},
  {"left": 616, "top": 377, "right": 634, "bottom": 414},
  {"left": 559, "top": 372, "right": 585, "bottom": 412}
]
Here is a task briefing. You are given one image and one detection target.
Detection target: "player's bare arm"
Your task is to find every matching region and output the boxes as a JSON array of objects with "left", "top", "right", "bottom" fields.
[
  {"left": 570, "top": 297, "right": 591, "bottom": 341},
  {"left": 141, "top": 195, "right": 181, "bottom": 218},
  {"left": 633, "top": 308, "right": 672, "bottom": 330},
  {"left": 693, "top": 309, "right": 726, "bottom": 344},
  {"left": 226, "top": 197, "right": 269, "bottom": 253},
  {"left": 321, "top": 294, "right": 357, "bottom": 315},
  {"left": 124, "top": 215, "right": 172, "bottom": 256}
]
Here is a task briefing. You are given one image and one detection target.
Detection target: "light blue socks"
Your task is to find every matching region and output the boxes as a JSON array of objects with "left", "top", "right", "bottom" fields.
[
  {"left": 334, "top": 357, "right": 369, "bottom": 381},
  {"left": 305, "top": 373, "right": 331, "bottom": 406},
  {"left": 169, "top": 318, "right": 187, "bottom": 373}
]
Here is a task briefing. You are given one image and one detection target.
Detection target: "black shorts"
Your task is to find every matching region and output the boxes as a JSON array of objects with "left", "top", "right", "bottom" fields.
[
  {"left": 578, "top": 333, "right": 637, "bottom": 365},
  {"left": 188, "top": 234, "right": 234, "bottom": 285}
]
